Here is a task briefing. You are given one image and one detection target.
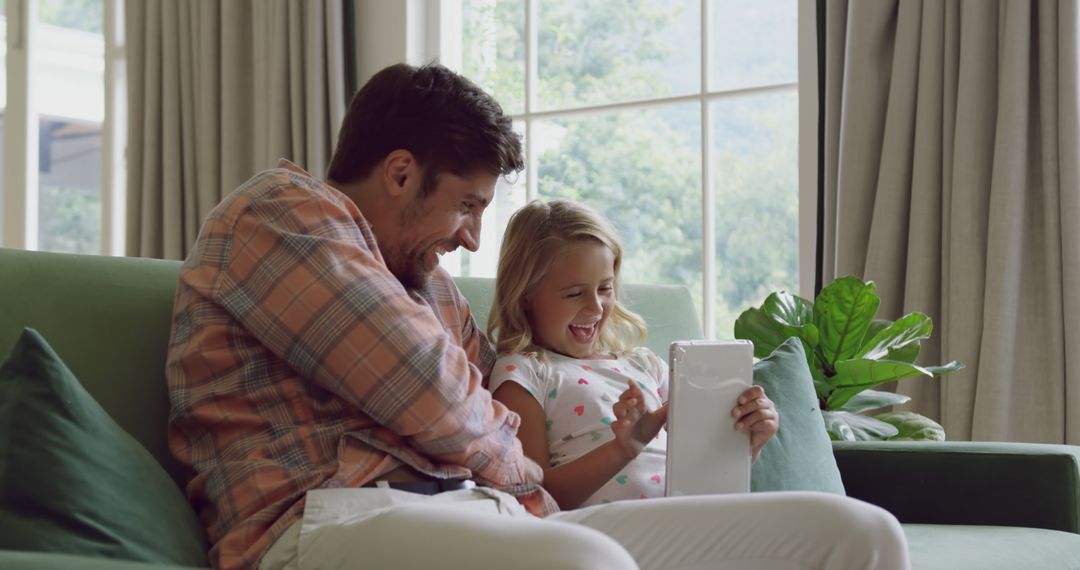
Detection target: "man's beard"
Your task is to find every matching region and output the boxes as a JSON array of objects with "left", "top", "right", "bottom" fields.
[
  {"left": 385, "top": 246, "right": 431, "bottom": 291},
  {"left": 383, "top": 203, "right": 457, "bottom": 292}
]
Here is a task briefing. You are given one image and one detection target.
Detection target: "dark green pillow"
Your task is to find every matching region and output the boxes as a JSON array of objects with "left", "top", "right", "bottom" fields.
[
  {"left": 751, "top": 337, "right": 846, "bottom": 494},
  {"left": 0, "top": 328, "right": 207, "bottom": 566}
]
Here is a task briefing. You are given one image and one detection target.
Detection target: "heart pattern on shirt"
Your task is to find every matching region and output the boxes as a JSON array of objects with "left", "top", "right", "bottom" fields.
[
  {"left": 582, "top": 365, "right": 592, "bottom": 371},
  {"left": 601, "top": 416, "right": 613, "bottom": 426},
  {"left": 506, "top": 364, "right": 516, "bottom": 372},
  {"left": 578, "top": 378, "right": 588, "bottom": 385},
  {"left": 650, "top": 474, "right": 662, "bottom": 484},
  {"left": 548, "top": 388, "right": 558, "bottom": 398},
  {"left": 574, "top": 405, "right": 585, "bottom": 416},
  {"left": 615, "top": 475, "right": 628, "bottom": 485}
]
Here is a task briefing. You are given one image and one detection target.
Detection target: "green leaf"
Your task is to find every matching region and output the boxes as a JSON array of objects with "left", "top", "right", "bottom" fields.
[
  {"left": 734, "top": 307, "right": 789, "bottom": 359},
  {"left": 857, "top": 312, "right": 933, "bottom": 360},
  {"left": 863, "top": 319, "right": 892, "bottom": 344},
  {"left": 837, "top": 389, "right": 911, "bottom": 414},
  {"left": 813, "top": 379, "right": 832, "bottom": 401},
  {"left": 875, "top": 412, "right": 946, "bottom": 441},
  {"left": 808, "top": 351, "right": 833, "bottom": 396},
  {"left": 924, "top": 360, "right": 966, "bottom": 376},
  {"left": 886, "top": 341, "right": 921, "bottom": 364},
  {"left": 825, "top": 358, "right": 934, "bottom": 409},
  {"left": 761, "top": 292, "right": 820, "bottom": 348},
  {"left": 814, "top": 277, "right": 880, "bottom": 368},
  {"left": 736, "top": 293, "right": 821, "bottom": 360},
  {"left": 761, "top": 291, "right": 814, "bottom": 327},
  {"left": 822, "top": 411, "right": 900, "bottom": 441}
]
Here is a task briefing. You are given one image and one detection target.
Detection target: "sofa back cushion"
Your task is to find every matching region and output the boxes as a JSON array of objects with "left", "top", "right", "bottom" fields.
[
  {"left": 0, "top": 249, "right": 706, "bottom": 487},
  {"left": 0, "top": 248, "right": 185, "bottom": 484}
]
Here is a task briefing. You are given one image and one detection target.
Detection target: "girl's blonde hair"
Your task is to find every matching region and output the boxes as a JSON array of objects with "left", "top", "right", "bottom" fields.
[{"left": 488, "top": 199, "right": 647, "bottom": 356}]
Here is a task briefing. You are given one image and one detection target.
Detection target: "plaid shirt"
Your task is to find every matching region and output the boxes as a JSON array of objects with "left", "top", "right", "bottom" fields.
[{"left": 166, "top": 160, "right": 557, "bottom": 570}]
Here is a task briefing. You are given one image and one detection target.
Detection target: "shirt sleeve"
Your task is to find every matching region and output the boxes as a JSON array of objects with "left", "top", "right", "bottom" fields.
[
  {"left": 199, "top": 186, "right": 533, "bottom": 491},
  {"left": 488, "top": 353, "right": 547, "bottom": 408},
  {"left": 636, "top": 348, "right": 669, "bottom": 403}
]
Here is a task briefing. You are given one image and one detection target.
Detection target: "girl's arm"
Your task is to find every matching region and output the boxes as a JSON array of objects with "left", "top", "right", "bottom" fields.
[{"left": 492, "top": 381, "right": 635, "bottom": 510}]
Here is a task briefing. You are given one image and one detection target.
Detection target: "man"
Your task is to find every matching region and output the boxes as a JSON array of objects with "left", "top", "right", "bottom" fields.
[{"left": 167, "top": 63, "right": 909, "bottom": 570}]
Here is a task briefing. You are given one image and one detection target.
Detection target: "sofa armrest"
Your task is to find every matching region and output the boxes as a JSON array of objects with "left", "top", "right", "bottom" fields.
[
  {"left": 833, "top": 441, "right": 1080, "bottom": 533},
  {"left": 0, "top": 550, "right": 207, "bottom": 569}
]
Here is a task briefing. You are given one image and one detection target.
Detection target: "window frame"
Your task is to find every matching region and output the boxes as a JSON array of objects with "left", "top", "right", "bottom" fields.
[
  {"left": 437, "top": 0, "right": 817, "bottom": 337},
  {"left": 0, "top": 0, "right": 126, "bottom": 256}
]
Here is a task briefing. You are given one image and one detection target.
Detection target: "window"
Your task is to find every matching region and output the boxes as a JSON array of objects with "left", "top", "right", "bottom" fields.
[
  {"left": 444, "top": 0, "right": 800, "bottom": 338},
  {"left": 0, "top": 0, "right": 125, "bottom": 256}
]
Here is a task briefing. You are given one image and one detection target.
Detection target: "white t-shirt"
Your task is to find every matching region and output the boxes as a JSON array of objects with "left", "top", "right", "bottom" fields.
[{"left": 488, "top": 348, "right": 669, "bottom": 506}]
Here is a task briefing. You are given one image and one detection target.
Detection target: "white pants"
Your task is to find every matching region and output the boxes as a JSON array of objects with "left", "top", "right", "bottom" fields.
[{"left": 259, "top": 487, "right": 910, "bottom": 570}]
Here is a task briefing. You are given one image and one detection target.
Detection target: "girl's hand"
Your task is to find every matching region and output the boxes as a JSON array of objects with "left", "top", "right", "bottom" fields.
[
  {"left": 611, "top": 380, "right": 669, "bottom": 461},
  {"left": 731, "top": 385, "right": 779, "bottom": 463}
]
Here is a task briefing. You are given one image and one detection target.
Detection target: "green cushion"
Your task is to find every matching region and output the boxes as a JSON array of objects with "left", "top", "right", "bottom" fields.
[
  {"left": 903, "top": 524, "right": 1080, "bottom": 569},
  {"left": 0, "top": 329, "right": 208, "bottom": 567},
  {"left": 0, "top": 550, "right": 207, "bottom": 570},
  {"left": 834, "top": 440, "right": 1080, "bottom": 532},
  {"left": 750, "top": 337, "right": 845, "bottom": 494}
]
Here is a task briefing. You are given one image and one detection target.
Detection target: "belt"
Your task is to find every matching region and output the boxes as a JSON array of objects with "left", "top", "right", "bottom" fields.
[{"left": 362, "top": 478, "right": 475, "bottom": 495}]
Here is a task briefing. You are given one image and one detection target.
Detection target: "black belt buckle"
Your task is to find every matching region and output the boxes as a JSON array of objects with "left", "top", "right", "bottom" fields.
[{"left": 365, "top": 478, "right": 474, "bottom": 496}]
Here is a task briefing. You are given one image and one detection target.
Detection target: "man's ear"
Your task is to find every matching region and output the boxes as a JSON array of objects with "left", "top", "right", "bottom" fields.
[{"left": 383, "top": 150, "right": 417, "bottom": 197}]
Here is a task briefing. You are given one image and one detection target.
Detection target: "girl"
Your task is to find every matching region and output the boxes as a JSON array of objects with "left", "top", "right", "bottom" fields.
[{"left": 486, "top": 199, "right": 779, "bottom": 509}]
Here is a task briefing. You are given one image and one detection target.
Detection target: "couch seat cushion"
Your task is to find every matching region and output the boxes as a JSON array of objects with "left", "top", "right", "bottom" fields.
[
  {"left": 904, "top": 524, "right": 1080, "bottom": 569},
  {"left": 0, "top": 550, "right": 207, "bottom": 570},
  {"left": 0, "top": 328, "right": 207, "bottom": 566}
]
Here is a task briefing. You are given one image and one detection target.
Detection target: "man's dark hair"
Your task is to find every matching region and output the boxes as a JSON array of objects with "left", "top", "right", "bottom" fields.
[{"left": 327, "top": 63, "right": 524, "bottom": 195}]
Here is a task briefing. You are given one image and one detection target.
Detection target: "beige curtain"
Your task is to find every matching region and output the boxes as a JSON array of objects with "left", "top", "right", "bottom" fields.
[
  {"left": 821, "top": 0, "right": 1080, "bottom": 442},
  {"left": 125, "top": 0, "right": 349, "bottom": 259}
]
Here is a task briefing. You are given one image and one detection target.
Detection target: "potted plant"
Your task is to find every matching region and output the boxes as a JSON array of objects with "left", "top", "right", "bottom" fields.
[{"left": 734, "top": 276, "right": 964, "bottom": 441}]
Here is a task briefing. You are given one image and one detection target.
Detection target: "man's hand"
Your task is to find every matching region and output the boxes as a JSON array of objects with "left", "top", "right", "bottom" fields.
[
  {"left": 731, "top": 385, "right": 779, "bottom": 463},
  {"left": 611, "top": 380, "right": 669, "bottom": 461}
]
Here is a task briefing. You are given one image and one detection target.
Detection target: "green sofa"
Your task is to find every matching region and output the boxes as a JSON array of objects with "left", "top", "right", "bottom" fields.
[{"left": 2, "top": 247, "right": 1080, "bottom": 569}]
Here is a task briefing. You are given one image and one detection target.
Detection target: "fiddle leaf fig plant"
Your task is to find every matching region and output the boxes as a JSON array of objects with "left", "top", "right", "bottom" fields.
[{"left": 734, "top": 276, "right": 964, "bottom": 441}]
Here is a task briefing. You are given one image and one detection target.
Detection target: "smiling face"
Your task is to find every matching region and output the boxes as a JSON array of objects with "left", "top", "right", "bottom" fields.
[
  {"left": 525, "top": 240, "right": 616, "bottom": 359},
  {"left": 384, "top": 171, "right": 497, "bottom": 290}
]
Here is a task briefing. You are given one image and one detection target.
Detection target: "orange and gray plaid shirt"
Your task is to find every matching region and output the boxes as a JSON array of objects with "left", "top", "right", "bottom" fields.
[{"left": 166, "top": 160, "right": 557, "bottom": 570}]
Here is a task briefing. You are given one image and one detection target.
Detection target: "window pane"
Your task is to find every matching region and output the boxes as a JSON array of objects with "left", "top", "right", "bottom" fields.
[
  {"left": 38, "top": 118, "right": 101, "bottom": 254},
  {"left": 36, "top": 0, "right": 104, "bottom": 254},
  {"left": 537, "top": 104, "right": 703, "bottom": 313},
  {"left": 709, "top": 0, "right": 797, "bottom": 91},
  {"left": 39, "top": 0, "right": 102, "bottom": 33},
  {"left": 538, "top": 0, "right": 700, "bottom": 110},
  {"left": 712, "top": 90, "right": 798, "bottom": 337},
  {"left": 462, "top": 0, "right": 525, "bottom": 116},
  {"left": 446, "top": 121, "right": 527, "bottom": 278}
]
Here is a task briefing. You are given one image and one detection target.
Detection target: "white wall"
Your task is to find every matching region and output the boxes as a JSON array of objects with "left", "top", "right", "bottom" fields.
[{"left": 354, "top": 0, "right": 444, "bottom": 85}]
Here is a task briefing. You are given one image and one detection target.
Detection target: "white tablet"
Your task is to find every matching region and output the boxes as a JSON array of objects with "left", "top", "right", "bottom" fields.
[{"left": 665, "top": 340, "right": 753, "bottom": 497}]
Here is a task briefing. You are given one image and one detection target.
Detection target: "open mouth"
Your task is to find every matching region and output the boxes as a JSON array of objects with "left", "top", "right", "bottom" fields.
[
  {"left": 423, "top": 242, "right": 457, "bottom": 270},
  {"left": 433, "top": 240, "right": 459, "bottom": 259},
  {"left": 568, "top": 323, "right": 598, "bottom": 344}
]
